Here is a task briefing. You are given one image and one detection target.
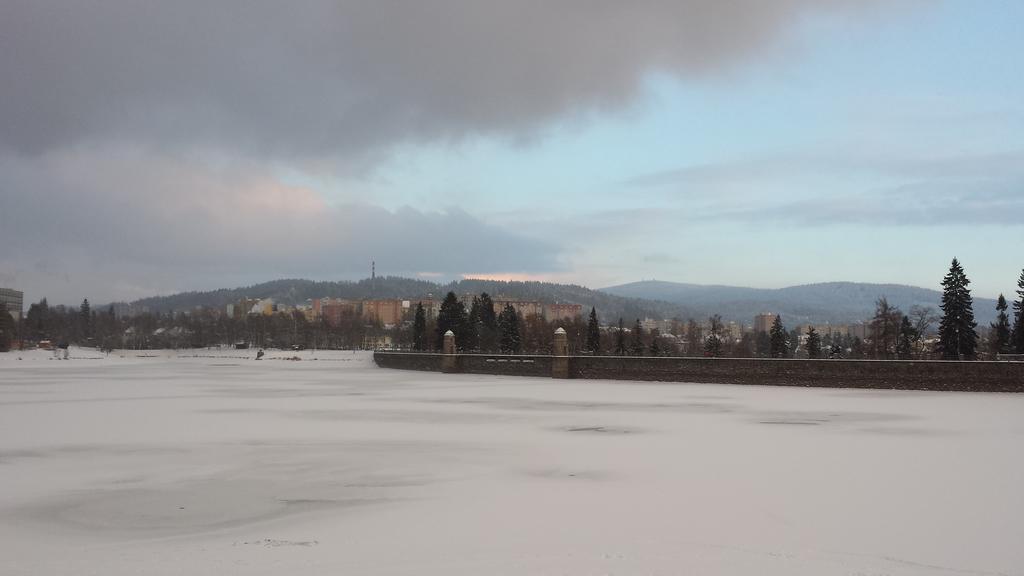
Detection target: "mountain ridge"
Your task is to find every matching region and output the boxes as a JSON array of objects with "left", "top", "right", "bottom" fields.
[
  {"left": 600, "top": 280, "right": 998, "bottom": 326},
  {"left": 119, "top": 277, "right": 999, "bottom": 327}
]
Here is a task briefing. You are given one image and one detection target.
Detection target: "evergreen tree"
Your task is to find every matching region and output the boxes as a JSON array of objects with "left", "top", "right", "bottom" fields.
[
  {"left": 585, "top": 307, "right": 601, "bottom": 354},
  {"left": 806, "top": 326, "right": 822, "bottom": 359},
  {"left": 435, "top": 292, "right": 467, "bottom": 350},
  {"left": 79, "top": 298, "right": 93, "bottom": 342},
  {"left": 769, "top": 315, "right": 789, "bottom": 358},
  {"left": 990, "top": 295, "right": 1011, "bottom": 356},
  {"left": 630, "top": 319, "right": 645, "bottom": 356},
  {"left": 498, "top": 304, "right": 521, "bottom": 353},
  {"left": 0, "top": 303, "right": 14, "bottom": 352},
  {"left": 935, "top": 258, "right": 978, "bottom": 360},
  {"left": 648, "top": 329, "right": 662, "bottom": 356},
  {"left": 1012, "top": 269, "right": 1024, "bottom": 354},
  {"left": 614, "top": 318, "right": 627, "bottom": 356},
  {"left": 704, "top": 314, "right": 723, "bottom": 357},
  {"left": 896, "top": 315, "right": 915, "bottom": 360},
  {"left": 412, "top": 302, "right": 427, "bottom": 351},
  {"left": 464, "top": 296, "right": 481, "bottom": 352},
  {"left": 477, "top": 292, "right": 498, "bottom": 352},
  {"left": 703, "top": 333, "right": 721, "bottom": 357},
  {"left": 25, "top": 298, "right": 49, "bottom": 341},
  {"left": 849, "top": 337, "right": 865, "bottom": 359}
]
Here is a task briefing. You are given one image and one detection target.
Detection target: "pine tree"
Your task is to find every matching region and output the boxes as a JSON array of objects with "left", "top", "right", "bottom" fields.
[
  {"left": 703, "top": 333, "right": 721, "bottom": 357},
  {"left": 478, "top": 293, "right": 498, "bottom": 352},
  {"left": 935, "top": 258, "right": 978, "bottom": 360},
  {"left": 465, "top": 296, "right": 481, "bottom": 352},
  {"left": 648, "top": 329, "right": 662, "bottom": 356},
  {"left": 585, "top": 307, "right": 601, "bottom": 354},
  {"left": 0, "top": 303, "right": 14, "bottom": 352},
  {"left": 896, "top": 315, "right": 915, "bottom": 360},
  {"left": 26, "top": 298, "right": 49, "bottom": 341},
  {"left": 412, "top": 302, "right": 427, "bottom": 351},
  {"left": 990, "top": 295, "right": 1011, "bottom": 356},
  {"left": 850, "top": 336, "right": 865, "bottom": 359},
  {"left": 614, "top": 318, "right": 627, "bottom": 356},
  {"left": 498, "top": 304, "right": 521, "bottom": 353},
  {"left": 630, "top": 319, "right": 645, "bottom": 356},
  {"left": 806, "top": 326, "right": 822, "bottom": 359},
  {"left": 435, "top": 292, "right": 466, "bottom": 351},
  {"left": 1012, "top": 269, "right": 1024, "bottom": 354},
  {"left": 79, "top": 298, "right": 93, "bottom": 342},
  {"left": 769, "top": 315, "right": 789, "bottom": 358},
  {"left": 704, "top": 314, "right": 723, "bottom": 357}
]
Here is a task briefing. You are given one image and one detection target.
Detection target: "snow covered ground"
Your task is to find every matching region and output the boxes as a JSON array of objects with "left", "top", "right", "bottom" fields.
[{"left": 1, "top": 348, "right": 1021, "bottom": 575}]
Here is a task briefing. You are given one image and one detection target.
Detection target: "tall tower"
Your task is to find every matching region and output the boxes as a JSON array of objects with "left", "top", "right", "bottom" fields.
[{"left": 371, "top": 260, "right": 375, "bottom": 281}]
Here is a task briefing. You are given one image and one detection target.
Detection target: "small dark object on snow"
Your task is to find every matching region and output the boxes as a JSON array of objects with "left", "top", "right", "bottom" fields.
[{"left": 256, "top": 349, "right": 265, "bottom": 360}]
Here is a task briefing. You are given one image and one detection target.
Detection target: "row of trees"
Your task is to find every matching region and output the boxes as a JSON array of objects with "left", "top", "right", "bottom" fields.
[
  {"left": 4, "top": 261, "right": 1022, "bottom": 360},
  {"left": 415, "top": 292, "right": 526, "bottom": 353},
  {"left": 933, "top": 259, "right": 1024, "bottom": 360},
  {"left": 785, "top": 260, "right": 1022, "bottom": 361}
]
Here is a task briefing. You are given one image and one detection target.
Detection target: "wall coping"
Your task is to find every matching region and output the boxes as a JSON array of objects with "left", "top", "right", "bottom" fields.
[{"left": 373, "top": 351, "right": 1016, "bottom": 365}]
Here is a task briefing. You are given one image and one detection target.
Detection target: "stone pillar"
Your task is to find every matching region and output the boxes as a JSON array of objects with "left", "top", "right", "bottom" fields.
[
  {"left": 552, "top": 327, "right": 570, "bottom": 379},
  {"left": 442, "top": 330, "right": 457, "bottom": 373}
]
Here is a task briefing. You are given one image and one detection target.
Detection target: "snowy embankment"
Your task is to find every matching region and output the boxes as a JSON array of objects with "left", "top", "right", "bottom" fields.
[{"left": 0, "top": 349, "right": 1021, "bottom": 575}]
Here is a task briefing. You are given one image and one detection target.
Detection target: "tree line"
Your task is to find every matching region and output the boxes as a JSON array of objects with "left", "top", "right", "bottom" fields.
[{"left": 2, "top": 260, "right": 1022, "bottom": 359}]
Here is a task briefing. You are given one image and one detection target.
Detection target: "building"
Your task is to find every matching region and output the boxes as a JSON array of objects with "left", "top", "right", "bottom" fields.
[
  {"left": 493, "top": 299, "right": 543, "bottom": 318},
  {"left": 230, "top": 297, "right": 260, "bottom": 319},
  {"left": 754, "top": 313, "right": 776, "bottom": 333},
  {"left": 407, "top": 299, "right": 439, "bottom": 321},
  {"left": 724, "top": 321, "right": 744, "bottom": 341},
  {"left": 0, "top": 288, "right": 24, "bottom": 321},
  {"left": 543, "top": 303, "right": 582, "bottom": 322},
  {"left": 251, "top": 297, "right": 276, "bottom": 315},
  {"left": 362, "top": 299, "right": 404, "bottom": 326},
  {"left": 320, "top": 299, "right": 359, "bottom": 326}
]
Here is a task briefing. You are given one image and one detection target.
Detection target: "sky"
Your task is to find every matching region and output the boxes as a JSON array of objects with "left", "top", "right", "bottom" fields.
[{"left": 1, "top": 0, "right": 1022, "bottom": 307}]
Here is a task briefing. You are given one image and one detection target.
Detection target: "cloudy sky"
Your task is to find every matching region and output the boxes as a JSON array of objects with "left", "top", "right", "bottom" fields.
[{"left": 1, "top": 0, "right": 1022, "bottom": 306}]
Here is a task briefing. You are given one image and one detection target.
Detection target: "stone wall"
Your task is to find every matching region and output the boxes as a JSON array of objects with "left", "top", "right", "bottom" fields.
[
  {"left": 568, "top": 356, "right": 1024, "bottom": 392},
  {"left": 373, "top": 352, "right": 446, "bottom": 372},
  {"left": 459, "top": 354, "right": 554, "bottom": 377},
  {"left": 373, "top": 352, "right": 1024, "bottom": 392},
  {"left": 372, "top": 352, "right": 552, "bottom": 377}
]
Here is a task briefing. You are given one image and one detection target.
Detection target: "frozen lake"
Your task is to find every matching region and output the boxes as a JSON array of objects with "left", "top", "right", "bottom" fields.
[{"left": 1, "top": 349, "right": 1021, "bottom": 575}]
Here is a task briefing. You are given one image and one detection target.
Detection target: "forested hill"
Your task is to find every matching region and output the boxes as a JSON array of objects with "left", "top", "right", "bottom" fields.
[
  {"left": 127, "top": 277, "right": 690, "bottom": 324},
  {"left": 601, "top": 280, "right": 999, "bottom": 326},
  {"left": 127, "top": 277, "right": 1000, "bottom": 326}
]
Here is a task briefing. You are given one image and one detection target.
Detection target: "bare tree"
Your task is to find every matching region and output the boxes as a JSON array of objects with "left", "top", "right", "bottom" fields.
[
  {"left": 868, "top": 298, "right": 902, "bottom": 359},
  {"left": 909, "top": 304, "right": 940, "bottom": 357}
]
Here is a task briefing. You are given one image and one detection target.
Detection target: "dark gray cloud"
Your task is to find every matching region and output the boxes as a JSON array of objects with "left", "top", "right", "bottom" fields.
[
  {"left": 0, "top": 0, "right": 906, "bottom": 303},
  {"left": 0, "top": 148, "right": 560, "bottom": 304},
  {"left": 1, "top": 0, "right": 881, "bottom": 159}
]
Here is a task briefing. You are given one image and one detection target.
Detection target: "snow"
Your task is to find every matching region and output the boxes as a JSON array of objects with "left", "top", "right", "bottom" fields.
[{"left": 1, "top": 348, "right": 1022, "bottom": 575}]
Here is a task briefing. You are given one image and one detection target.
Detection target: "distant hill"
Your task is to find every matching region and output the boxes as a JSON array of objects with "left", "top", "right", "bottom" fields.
[
  {"left": 126, "top": 277, "right": 691, "bottom": 324},
  {"left": 600, "top": 280, "right": 998, "bottom": 326},
  {"left": 125, "top": 277, "right": 999, "bottom": 328}
]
